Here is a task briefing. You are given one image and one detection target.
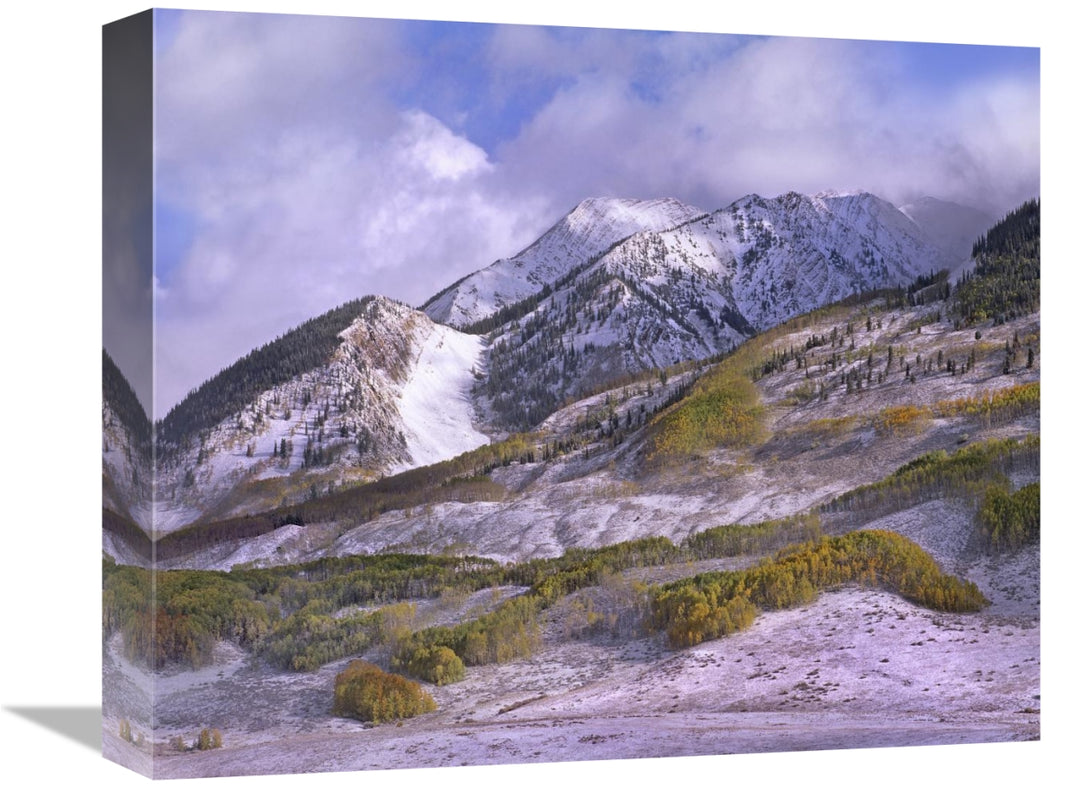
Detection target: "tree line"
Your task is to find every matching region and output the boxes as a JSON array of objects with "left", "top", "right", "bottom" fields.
[
  {"left": 153, "top": 435, "right": 539, "bottom": 559},
  {"left": 820, "top": 435, "right": 1040, "bottom": 526}
]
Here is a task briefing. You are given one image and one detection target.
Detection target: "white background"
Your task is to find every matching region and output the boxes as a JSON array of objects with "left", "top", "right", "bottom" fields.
[{"left": 0, "top": 2, "right": 1071, "bottom": 786}]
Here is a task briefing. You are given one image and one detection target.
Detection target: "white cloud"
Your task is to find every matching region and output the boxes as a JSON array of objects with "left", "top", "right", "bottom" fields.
[
  {"left": 154, "top": 11, "right": 406, "bottom": 164},
  {"left": 496, "top": 35, "right": 1038, "bottom": 214},
  {"left": 153, "top": 100, "right": 541, "bottom": 414},
  {"left": 148, "top": 12, "right": 1039, "bottom": 416},
  {"left": 396, "top": 110, "right": 493, "bottom": 180},
  {"left": 148, "top": 12, "right": 557, "bottom": 414}
]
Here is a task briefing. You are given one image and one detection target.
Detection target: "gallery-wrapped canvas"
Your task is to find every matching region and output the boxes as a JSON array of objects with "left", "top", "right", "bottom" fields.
[{"left": 102, "top": 7, "right": 1041, "bottom": 779}]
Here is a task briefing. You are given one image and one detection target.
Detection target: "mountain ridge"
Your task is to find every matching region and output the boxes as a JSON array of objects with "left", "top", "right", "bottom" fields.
[
  {"left": 472, "top": 189, "right": 962, "bottom": 429},
  {"left": 425, "top": 190, "right": 969, "bottom": 336},
  {"left": 104, "top": 188, "right": 996, "bottom": 532}
]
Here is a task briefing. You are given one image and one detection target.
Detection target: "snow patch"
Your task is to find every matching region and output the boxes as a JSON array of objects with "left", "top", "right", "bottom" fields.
[{"left": 395, "top": 325, "right": 489, "bottom": 471}]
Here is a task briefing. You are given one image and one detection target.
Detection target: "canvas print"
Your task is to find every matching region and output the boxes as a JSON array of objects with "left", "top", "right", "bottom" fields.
[{"left": 101, "top": 8, "right": 1040, "bottom": 779}]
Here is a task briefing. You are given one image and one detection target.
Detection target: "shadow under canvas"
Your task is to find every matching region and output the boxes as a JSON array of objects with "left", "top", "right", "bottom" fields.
[{"left": 5, "top": 706, "right": 102, "bottom": 752}]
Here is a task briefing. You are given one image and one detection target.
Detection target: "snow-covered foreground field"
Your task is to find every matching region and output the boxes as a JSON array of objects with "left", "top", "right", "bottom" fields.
[
  {"left": 103, "top": 534, "right": 1039, "bottom": 778},
  {"left": 103, "top": 590, "right": 1038, "bottom": 777}
]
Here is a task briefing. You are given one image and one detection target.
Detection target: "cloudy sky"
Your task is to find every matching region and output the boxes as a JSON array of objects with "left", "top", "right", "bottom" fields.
[{"left": 118, "top": 8, "right": 1038, "bottom": 417}]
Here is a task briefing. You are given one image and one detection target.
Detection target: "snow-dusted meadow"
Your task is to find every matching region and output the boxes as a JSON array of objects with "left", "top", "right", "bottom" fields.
[{"left": 105, "top": 540, "right": 1039, "bottom": 777}]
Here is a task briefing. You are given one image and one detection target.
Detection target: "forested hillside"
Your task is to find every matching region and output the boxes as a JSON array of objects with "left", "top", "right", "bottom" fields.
[
  {"left": 953, "top": 198, "right": 1039, "bottom": 324},
  {"left": 157, "top": 298, "right": 373, "bottom": 449}
]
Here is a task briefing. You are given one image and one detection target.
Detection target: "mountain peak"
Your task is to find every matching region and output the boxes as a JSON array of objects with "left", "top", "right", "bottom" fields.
[
  {"left": 570, "top": 195, "right": 693, "bottom": 217},
  {"left": 353, "top": 293, "right": 415, "bottom": 325},
  {"left": 423, "top": 196, "right": 704, "bottom": 328},
  {"left": 814, "top": 188, "right": 869, "bottom": 200}
]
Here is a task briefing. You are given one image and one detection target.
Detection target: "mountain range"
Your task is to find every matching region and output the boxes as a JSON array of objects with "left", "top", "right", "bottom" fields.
[{"left": 102, "top": 189, "right": 993, "bottom": 535}]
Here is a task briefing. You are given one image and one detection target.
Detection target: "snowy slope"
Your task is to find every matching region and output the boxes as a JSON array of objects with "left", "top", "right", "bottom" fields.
[
  {"left": 101, "top": 351, "right": 153, "bottom": 531},
  {"left": 102, "top": 398, "right": 152, "bottom": 530},
  {"left": 393, "top": 322, "right": 487, "bottom": 472}
]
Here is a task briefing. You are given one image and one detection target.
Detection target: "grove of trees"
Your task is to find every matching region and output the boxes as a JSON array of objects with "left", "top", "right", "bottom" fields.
[
  {"left": 650, "top": 530, "right": 989, "bottom": 648},
  {"left": 978, "top": 482, "right": 1040, "bottom": 553}
]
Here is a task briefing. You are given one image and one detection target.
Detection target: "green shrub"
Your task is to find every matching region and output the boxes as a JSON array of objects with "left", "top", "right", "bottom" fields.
[
  {"left": 102, "top": 564, "right": 272, "bottom": 669},
  {"left": 649, "top": 371, "right": 766, "bottom": 457},
  {"left": 332, "top": 660, "right": 437, "bottom": 723},
  {"left": 257, "top": 602, "right": 377, "bottom": 672},
  {"left": 873, "top": 405, "right": 930, "bottom": 437},
  {"left": 934, "top": 382, "right": 1040, "bottom": 425},
  {"left": 396, "top": 645, "right": 466, "bottom": 685},
  {"left": 399, "top": 594, "right": 542, "bottom": 670}
]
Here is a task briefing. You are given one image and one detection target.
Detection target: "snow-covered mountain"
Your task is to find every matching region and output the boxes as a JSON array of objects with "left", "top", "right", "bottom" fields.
[
  {"left": 474, "top": 190, "right": 964, "bottom": 428},
  {"left": 152, "top": 296, "right": 490, "bottom": 530},
  {"left": 712, "top": 190, "right": 948, "bottom": 328},
  {"left": 424, "top": 191, "right": 969, "bottom": 334},
  {"left": 422, "top": 197, "right": 706, "bottom": 328}
]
